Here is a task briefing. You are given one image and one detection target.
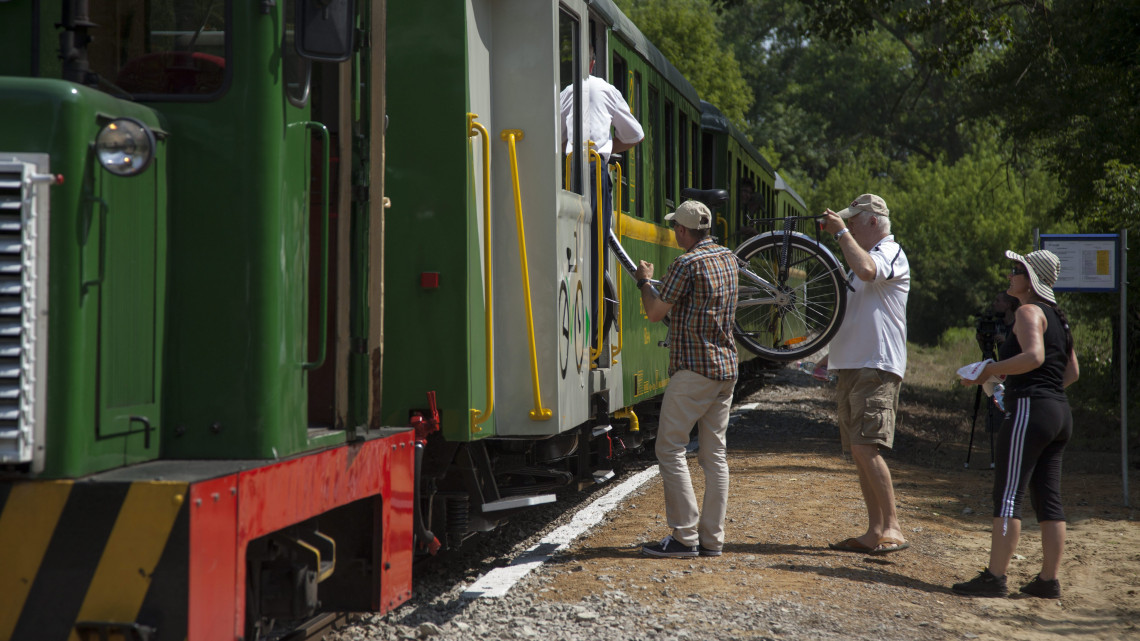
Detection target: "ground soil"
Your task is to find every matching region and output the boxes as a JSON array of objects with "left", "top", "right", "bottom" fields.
[{"left": 537, "top": 366, "right": 1140, "bottom": 640}]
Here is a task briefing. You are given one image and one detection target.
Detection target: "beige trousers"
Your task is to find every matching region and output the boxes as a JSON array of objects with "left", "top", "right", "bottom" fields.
[{"left": 655, "top": 369, "right": 735, "bottom": 550}]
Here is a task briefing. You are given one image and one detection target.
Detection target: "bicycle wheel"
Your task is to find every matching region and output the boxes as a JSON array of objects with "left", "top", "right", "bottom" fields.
[{"left": 733, "top": 232, "right": 847, "bottom": 361}]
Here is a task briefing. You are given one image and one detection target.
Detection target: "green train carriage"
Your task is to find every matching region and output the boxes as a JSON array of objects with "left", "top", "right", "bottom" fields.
[{"left": 382, "top": 0, "right": 724, "bottom": 542}]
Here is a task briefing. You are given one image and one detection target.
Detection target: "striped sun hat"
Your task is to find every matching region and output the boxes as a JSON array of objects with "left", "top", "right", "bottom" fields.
[{"left": 1005, "top": 249, "right": 1060, "bottom": 304}]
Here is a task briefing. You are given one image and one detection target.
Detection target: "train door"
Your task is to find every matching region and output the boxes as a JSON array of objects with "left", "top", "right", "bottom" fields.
[
  {"left": 283, "top": 0, "right": 363, "bottom": 435},
  {"left": 92, "top": 145, "right": 167, "bottom": 466}
]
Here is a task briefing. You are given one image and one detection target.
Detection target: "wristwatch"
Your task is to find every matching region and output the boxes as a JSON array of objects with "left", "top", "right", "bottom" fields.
[
  {"left": 834, "top": 228, "right": 850, "bottom": 241},
  {"left": 637, "top": 278, "right": 650, "bottom": 290}
]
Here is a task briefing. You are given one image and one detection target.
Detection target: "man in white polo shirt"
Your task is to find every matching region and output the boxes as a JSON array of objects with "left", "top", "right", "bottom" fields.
[{"left": 820, "top": 193, "right": 911, "bottom": 556}]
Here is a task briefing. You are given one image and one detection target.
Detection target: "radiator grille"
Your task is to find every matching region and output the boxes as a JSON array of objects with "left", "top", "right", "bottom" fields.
[{"left": 0, "top": 155, "right": 50, "bottom": 468}]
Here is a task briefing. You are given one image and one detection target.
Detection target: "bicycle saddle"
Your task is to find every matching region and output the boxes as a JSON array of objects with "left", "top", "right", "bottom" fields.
[{"left": 680, "top": 187, "right": 729, "bottom": 206}]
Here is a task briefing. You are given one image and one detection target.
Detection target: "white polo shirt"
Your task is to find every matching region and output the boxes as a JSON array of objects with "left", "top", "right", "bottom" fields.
[
  {"left": 559, "top": 76, "right": 644, "bottom": 162},
  {"left": 827, "top": 235, "right": 909, "bottom": 378}
]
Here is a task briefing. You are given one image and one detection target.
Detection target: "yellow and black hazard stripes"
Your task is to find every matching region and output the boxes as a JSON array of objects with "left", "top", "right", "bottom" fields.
[
  {"left": 0, "top": 481, "right": 73, "bottom": 641},
  {"left": 0, "top": 481, "right": 190, "bottom": 641}
]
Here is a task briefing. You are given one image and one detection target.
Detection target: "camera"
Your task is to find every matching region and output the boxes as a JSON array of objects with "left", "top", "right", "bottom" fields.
[{"left": 974, "top": 311, "right": 1003, "bottom": 359}]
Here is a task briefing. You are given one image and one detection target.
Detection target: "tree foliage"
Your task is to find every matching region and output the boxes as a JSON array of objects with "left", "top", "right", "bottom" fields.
[
  {"left": 812, "top": 130, "right": 1060, "bottom": 344},
  {"left": 614, "top": 0, "right": 753, "bottom": 128}
]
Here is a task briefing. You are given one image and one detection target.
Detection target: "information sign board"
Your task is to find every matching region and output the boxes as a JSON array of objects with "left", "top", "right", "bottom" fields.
[{"left": 1039, "top": 234, "right": 1120, "bottom": 292}]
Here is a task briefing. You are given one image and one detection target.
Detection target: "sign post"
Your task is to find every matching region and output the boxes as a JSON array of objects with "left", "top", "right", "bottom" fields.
[{"left": 1039, "top": 232, "right": 1129, "bottom": 507}]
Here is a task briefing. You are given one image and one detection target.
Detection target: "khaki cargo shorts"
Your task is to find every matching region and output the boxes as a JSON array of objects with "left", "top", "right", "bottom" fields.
[{"left": 835, "top": 368, "right": 902, "bottom": 450}]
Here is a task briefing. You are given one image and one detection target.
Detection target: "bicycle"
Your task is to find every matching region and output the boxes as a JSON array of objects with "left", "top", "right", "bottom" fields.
[{"left": 609, "top": 187, "right": 848, "bottom": 362}]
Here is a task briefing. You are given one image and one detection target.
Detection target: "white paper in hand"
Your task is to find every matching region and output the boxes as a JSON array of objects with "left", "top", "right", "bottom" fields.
[{"left": 957, "top": 359, "right": 1001, "bottom": 395}]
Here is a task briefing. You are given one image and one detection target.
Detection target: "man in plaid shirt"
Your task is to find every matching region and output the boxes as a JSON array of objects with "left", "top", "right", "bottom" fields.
[{"left": 634, "top": 200, "right": 739, "bottom": 558}]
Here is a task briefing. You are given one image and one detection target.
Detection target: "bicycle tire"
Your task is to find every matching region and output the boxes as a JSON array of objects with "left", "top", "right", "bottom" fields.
[{"left": 733, "top": 231, "right": 847, "bottom": 361}]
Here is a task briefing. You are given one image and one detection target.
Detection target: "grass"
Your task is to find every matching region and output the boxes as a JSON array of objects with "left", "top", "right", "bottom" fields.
[{"left": 903, "top": 327, "right": 1129, "bottom": 455}]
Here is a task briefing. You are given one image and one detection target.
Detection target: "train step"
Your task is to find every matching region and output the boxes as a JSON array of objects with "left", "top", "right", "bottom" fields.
[{"left": 482, "top": 494, "right": 556, "bottom": 513}]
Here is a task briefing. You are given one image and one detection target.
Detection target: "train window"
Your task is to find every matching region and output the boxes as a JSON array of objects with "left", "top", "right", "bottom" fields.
[
  {"left": 664, "top": 98, "right": 675, "bottom": 207},
  {"left": 88, "top": 0, "right": 229, "bottom": 99},
  {"left": 691, "top": 122, "right": 699, "bottom": 189},
  {"left": 284, "top": 0, "right": 312, "bottom": 106},
  {"left": 679, "top": 112, "right": 689, "bottom": 189},
  {"left": 701, "top": 131, "right": 714, "bottom": 189},
  {"left": 558, "top": 9, "right": 582, "bottom": 194},
  {"left": 634, "top": 71, "right": 643, "bottom": 218},
  {"left": 612, "top": 52, "right": 630, "bottom": 215},
  {"left": 648, "top": 85, "right": 660, "bottom": 221}
]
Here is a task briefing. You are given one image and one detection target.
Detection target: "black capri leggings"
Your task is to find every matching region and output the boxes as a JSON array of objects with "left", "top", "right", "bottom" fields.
[{"left": 992, "top": 395, "right": 1073, "bottom": 522}]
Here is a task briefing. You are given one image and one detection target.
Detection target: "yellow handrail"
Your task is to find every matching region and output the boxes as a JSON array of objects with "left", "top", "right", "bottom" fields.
[
  {"left": 717, "top": 214, "right": 728, "bottom": 243},
  {"left": 611, "top": 160, "right": 623, "bottom": 364},
  {"left": 500, "top": 129, "right": 552, "bottom": 421},
  {"left": 468, "top": 114, "right": 493, "bottom": 433},
  {"left": 563, "top": 152, "right": 573, "bottom": 189},
  {"left": 614, "top": 406, "right": 639, "bottom": 432},
  {"left": 589, "top": 144, "right": 605, "bottom": 367}
]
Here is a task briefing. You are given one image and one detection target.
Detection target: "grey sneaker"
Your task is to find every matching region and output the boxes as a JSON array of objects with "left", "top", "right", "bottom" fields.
[
  {"left": 698, "top": 545, "right": 722, "bottom": 557},
  {"left": 952, "top": 568, "right": 1008, "bottom": 597},
  {"left": 1020, "top": 574, "right": 1061, "bottom": 599},
  {"left": 642, "top": 535, "right": 698, "bottom": 558}
]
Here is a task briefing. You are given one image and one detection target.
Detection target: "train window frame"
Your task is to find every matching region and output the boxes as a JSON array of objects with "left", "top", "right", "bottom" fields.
[
  {"left": 679, "top": 111, "right": 689, "bottom": 189},
  {"left": 648, "top": 83, "right": 660, "bottom": 222},
  {"left": 611, "top": 50, "right": 630, "bottom": 215},
  {"left": 558, "top": 8, "right": 583, "bottom": 195},
  {"left": 634, "top": 70, "right": 644, "bottom": 219},
  {"left": 690, "top": 121, "right": 699, "bottom": 191},
  {"left": 664, "top": 97, "right": 675, "bottom": 209},
  {"left": 284, "top": 0, "right": 312, "bottom": 107},
  {"left": 89, "top": 0, "right": 233, "bottom": 102}
]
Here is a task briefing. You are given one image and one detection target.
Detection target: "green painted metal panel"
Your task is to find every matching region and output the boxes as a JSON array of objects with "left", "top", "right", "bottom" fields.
[
  {"left": 615, "top": 229, "right": 678, "bottom": 407},
  {"left": 384, "top": 2, "right": 487, "bottom": 442},
  {"left": 160, "top": 3, "right": 314, "bottom": 459},
  {"left": 0, "top": 78, "right": 168, "bottom": 478}
]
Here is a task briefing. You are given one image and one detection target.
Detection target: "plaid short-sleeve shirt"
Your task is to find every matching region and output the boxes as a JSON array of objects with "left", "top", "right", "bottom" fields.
[{"left": 658, "top": 237, "right": 739, "bottom": 380}]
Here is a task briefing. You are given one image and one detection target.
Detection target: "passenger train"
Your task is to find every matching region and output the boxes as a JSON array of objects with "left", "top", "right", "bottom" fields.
[{"left": 0, "top": 1, "right": 807, "bottom": 639}]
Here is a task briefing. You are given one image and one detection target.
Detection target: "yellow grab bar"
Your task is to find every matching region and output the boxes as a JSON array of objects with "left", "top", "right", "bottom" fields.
[
  {"left": 563, "top": 152, "right": 573, "bottom": 189},
  {"left": 500, "top": 129, "right": 552, "bottom": 421},
  {"left": 614, "top": 406, "right": 639, "bottom": 432},
  {"left": 717, "top": 214, "right": 728, "bottom": 243},
  {"left": 589, "top": 144, "right": 605, "bottom": 366},
  {"left": 468, "top": 114, "right": 494, "bottom": 433},
  {"left": 611, "top": 160, "right": 623, "bottom": 364}
]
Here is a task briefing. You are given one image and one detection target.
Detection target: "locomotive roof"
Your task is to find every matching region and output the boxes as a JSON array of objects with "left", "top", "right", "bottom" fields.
[{"left": 590, "top": 0, "right": 701, "bottom": 107}]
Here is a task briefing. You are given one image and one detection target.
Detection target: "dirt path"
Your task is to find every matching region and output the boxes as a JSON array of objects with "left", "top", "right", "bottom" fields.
[{"left": 538, "top": 367, "right": 1140, "bottom": 640}]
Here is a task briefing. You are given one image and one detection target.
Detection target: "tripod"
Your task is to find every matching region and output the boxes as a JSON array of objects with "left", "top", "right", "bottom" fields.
[{"left": 964, "top": 344, "right": 998, "bottom": 469}]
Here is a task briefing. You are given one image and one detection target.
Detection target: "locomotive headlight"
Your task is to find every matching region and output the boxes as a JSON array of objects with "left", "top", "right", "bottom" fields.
[{"left": 95, "top": 118, "right": 156, "bottom": 176}]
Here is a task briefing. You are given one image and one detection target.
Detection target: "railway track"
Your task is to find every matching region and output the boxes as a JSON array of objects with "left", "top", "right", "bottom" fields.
[{"left": 281, "top": 613, "right": 348, "bottom": 641}]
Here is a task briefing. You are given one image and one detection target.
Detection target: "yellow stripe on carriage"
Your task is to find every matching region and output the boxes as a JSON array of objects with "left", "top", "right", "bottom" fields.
[
  {"left": 0, "top": 481, "right": 73, "bottom": 641},
  {"left": 70, "top": 482, "right": 187, "bottom": 641},
  {"left": 618, "top": 214, "right": 681, "bottom": 249}
]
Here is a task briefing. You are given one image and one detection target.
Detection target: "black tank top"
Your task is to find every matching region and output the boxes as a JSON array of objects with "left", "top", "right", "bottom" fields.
[{"left": 998, "top": 303, "right": 1068, "bottom": 400}]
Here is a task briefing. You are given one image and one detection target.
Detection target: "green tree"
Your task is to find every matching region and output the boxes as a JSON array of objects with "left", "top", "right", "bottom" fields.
[
  {"left": 813, "top": 129, "right": 1061, "bottom": 344},
  {"left": 615, "top": 0, "right": 753, "bottom": 128}
]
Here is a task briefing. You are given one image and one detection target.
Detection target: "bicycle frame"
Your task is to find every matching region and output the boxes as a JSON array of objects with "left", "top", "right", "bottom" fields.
[{"left": 608, "top": 226, "right": 843, "bottom": 305}]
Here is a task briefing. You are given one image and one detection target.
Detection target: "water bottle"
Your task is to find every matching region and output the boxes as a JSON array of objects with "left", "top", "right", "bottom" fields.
[
  {"left": 992, "top": 383, "right": 1005, "bottom": 411},
  {"left": 795, "top": 361, "right": 834, "bottom": 382}
]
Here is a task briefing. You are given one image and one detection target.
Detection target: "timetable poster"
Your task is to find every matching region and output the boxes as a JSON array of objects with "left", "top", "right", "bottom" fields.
[{"left": 1041, "top": 235, "right": 1119, "bottom": 292}]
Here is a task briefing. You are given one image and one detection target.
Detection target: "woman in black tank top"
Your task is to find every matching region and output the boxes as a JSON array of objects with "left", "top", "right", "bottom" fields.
[{"left": 951, "top": 250, "right": 1080, "bottom": 599}]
